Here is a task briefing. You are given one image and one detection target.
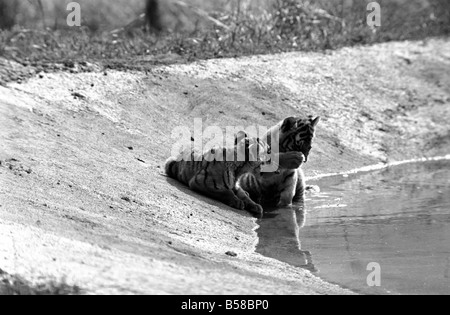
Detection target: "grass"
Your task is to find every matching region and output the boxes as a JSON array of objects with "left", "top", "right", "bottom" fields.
[
  {"left": 0, "top": 0, "right": 449, "bottom": 72},
  {"left": 0, "top": 269, "right": 82, "bottom": 295}
]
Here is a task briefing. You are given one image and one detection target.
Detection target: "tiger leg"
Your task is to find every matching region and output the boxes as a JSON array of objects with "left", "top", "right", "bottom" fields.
[
  {"left": 277, "top": 172, "right": 298, "bottom": 207},
  {"left": 237, "top": 173, "right": 262, "bottom": 205},
  {"left": 234, "top": 186, "right": 263, "bottom": 215},
  {"left": 188, "top": 176, "right": 245, "bottom": 210},
  {"left": 293, "top": 168, "right": 306, "bottom": 203}
]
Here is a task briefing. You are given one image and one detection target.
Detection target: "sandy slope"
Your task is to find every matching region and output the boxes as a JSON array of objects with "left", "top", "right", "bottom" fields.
[{"left": 0, "top": 38, "right": 449, "bottom": 294}]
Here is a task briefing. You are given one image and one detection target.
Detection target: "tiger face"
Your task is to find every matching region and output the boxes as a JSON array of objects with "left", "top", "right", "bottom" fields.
[{"left": 279, "top": 116, "right": 320, "bottom": 162}]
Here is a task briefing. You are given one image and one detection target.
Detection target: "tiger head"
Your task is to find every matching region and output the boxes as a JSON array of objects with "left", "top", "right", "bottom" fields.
[{"left": 277, "top": 116, "right": 320, "bottom": 162}]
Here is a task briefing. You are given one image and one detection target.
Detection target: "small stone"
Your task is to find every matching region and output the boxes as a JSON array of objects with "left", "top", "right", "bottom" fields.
[
  {"left": 121, "top": 196, "right": 131, "bottom": 202},
  {"left": 71, "top": 92, "right": 86, "bottom": 100},
  {"left": 64, "top": 60, "right": 75, "bottom": 68}
]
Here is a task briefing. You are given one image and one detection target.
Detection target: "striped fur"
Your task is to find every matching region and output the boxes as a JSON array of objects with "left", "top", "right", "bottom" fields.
[
  {"left": 165, "top": 132, "right": 270, "bottom": 215},
  {"left": 239, "top": 116, "right": 320, "bottom": 207}
]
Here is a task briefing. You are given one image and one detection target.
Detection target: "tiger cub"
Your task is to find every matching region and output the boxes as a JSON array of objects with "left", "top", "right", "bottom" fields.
[
  {"left": 165, "top": 132, "right": 270, "bottom": 214},
  {"left": 238, "top": 116, "right": 320, "bottom": 207}
]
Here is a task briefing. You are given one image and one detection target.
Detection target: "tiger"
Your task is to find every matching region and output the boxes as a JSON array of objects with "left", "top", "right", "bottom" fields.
[
  {"left": 238, "top": 116, "right": 320, "bottom": 207},
  {"left": 165, "top": 132, "right": 271, "bottom": 215}
]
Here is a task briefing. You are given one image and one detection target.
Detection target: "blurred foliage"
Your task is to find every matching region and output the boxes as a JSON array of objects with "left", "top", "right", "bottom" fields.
[
  {"left": 0, "top": 0, "right": 19, "bottom": 29},
  {"left": 0, "top": 0, "right": 449, "bottom": 70}
]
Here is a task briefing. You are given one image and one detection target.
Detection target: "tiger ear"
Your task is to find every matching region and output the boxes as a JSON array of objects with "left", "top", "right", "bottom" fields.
[
  {"left": 281, "top": 117, "right": 297, "bottom": 132},
  {"left": 234, "top": 131, "right": 248, "bottom": 145},
  {"left": 311, "top": 116, "right": 320, "bottom": 127}
]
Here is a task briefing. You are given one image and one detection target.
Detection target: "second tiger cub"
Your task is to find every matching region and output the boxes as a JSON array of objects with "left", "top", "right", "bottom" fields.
[{"left": 165, "top": 132, "right": 270, "bottom": 214}]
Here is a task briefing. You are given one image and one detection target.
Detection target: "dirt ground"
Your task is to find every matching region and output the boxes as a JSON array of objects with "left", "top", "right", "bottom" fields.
[{"left": 0, "top": 38, "right": 449, "bottom": 294}]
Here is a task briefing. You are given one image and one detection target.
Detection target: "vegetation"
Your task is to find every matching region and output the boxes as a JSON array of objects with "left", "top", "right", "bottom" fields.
[
  {"left": 0, "top": 269, "right": 81, "bottom": 295},
  {"left": 0, "top": 0, "right": 449, "bottom": 71}
]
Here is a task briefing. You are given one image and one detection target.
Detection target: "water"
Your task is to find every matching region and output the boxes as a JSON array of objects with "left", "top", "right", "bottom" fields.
[{"left": 256, "top": 160, "right": 450, "bottom": 295}]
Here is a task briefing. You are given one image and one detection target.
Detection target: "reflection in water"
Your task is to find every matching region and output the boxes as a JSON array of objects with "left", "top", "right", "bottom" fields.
[
  {"left": 257, "top": 160, "right": 450, "bottom": 295},
  {"left": 256, "top": 200, "right": 317, "bottom": 272}
]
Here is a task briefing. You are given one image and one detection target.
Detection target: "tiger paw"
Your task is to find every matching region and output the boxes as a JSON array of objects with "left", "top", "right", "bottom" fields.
[
  {"left": 247, "top": 203, "right": 263, "bottom": 215},
  {"left": 277, "top": 152, "right": 305, "bottom": 170},
  {"left": 305, "top": 185, "right": 320, "bottom": 193}
]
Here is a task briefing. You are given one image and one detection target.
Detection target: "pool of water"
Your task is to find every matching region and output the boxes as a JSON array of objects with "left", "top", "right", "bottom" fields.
[{"left": 256, "top": 160, "right": 450, "bottom": 295}]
